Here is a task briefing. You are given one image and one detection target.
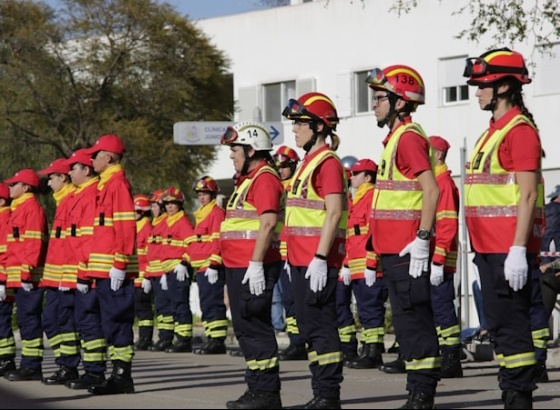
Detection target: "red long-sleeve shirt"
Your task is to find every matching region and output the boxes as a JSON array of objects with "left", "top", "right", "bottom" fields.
[
  {"left": 40, "top": 183, "right": 76, "bottom": 288},
  {"left": 87, "top": 165, "right": 136, "bottom": 278},
  {"left": 145, "top": 213, "right": 167, "bottom": 278},
  {"left": 185, "top": 200, "right": 225, "bottom": 272},
  {"left": 5, "top": 193, "right": 49, "bottom": 288},
  {"left": 160, "top": 210, "right": 194, "bottom": 273},
  {"left": 63, "top": 177, "right": 99, "bottom": 286},
  {"left": 0, "top": 206, "right": 11, "bottom": 282},
  {"left": 134, "top": 217, "right": 152, "bottom": 287},
  {"left": 432, "top": 165, "right": 459, "bottom": 273}
]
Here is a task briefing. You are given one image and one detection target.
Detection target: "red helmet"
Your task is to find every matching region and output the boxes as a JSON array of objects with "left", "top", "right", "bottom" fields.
[
  {"left": 148, "top": 189, "right": 165, "bottom": 203},
  {"left": 133, "top": 194, "right": 151, "bottom": 212},
  {"left": 366, "top": 65, "right": 425, "bottom": 104},
  {"left": 464, "top": 48, "right": 531, "bottom": 86},
  {"left": 162, "top": 186, "right": 185, "bottom": 203},
  {"left": 282, "top": 92, "right": 339, "bottom": 129},
  {"left": 192, "top": 176, "right": 220, "bottom": 195},
  {"left": 273, "top": 145, "right": 300, "bottom": 167}
]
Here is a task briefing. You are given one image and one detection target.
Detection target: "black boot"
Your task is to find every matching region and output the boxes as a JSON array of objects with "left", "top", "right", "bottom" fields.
[
  {"left": 6, "top": 367, "right": 43, "bottom": 381},
  {"left": 440, "top": 350, "right": 463, "bottom": 378},
  {"left": 66, "top": 371, "right": 105, "bottom": 390},
  {"left": 399, "top": 391, "right": 435, "bottom": 409},
  {"left": 535, "top": 360, "right": 549, "bottom": 383},
  {"left": 194, "top": 338, "right": 226, "bottom": 355},
  {"left": 301, "top": 396, "right": 341, "bottom": 409},
  {"left": 42, "top": 365, "right": 79, "bottom": 385},
  {"left": 0, "top": 359, "right": 16, "bottom": 377},
  {"left": 134, "top": 337, "right": 154, "bottom": 351},
  {"left": 149, "top": 339, "right": 173, "bottom": 352},
  {"left": 279, "top": 344, "right": 307, "bottom": 361},
  {"left": 226, "top": 388, "right": 282, "bottom": 409},
  {"left": 347, "top": 343, "right": 384, "bottom": 369},
  {"left": 165, "top": 339, "right": 192, "bottom": 353},
  {"left": 343, "top": 349, "right": 359, "bottom": 367},
  {"left": 388, "top": 340, "right": 400, "bottom": 353},
  {"left": 380, "top": 354, "right": 406, "bottom": 374},
  {"left": 502, "top": 389, "right": 532, "bottom": 409},
  {"left": 88, "top": 361, "right": 134, "bottom": 395}
]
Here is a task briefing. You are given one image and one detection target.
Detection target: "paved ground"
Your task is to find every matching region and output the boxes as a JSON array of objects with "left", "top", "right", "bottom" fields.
[{"left": 1, "top": 334, "right": 559, "bottom": 409}]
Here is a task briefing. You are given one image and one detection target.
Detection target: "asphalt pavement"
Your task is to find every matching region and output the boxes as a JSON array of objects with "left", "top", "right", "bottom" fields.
[{"left": 1, "top": 332, "right": 559, "bottom": 409}]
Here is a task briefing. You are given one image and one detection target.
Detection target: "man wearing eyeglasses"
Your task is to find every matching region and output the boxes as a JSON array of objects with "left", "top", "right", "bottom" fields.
[
  {"left": 81, "top": 134, "right": 137, "bottom": 395},
  {"left": 3, "top": 169, "right": 49, "bottom": 382},
  {"left": 367, "top": 65, "right": 440, "bottom": 409}
]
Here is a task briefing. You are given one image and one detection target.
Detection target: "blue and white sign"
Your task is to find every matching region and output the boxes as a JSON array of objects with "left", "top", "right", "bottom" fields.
[{"left": 173, "top": 121, "right": 284, "bottom": 145}]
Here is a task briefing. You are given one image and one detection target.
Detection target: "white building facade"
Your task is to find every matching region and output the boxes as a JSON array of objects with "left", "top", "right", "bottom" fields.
[{"left": 192, "top": 0, "right": 560, "bottom": 330}]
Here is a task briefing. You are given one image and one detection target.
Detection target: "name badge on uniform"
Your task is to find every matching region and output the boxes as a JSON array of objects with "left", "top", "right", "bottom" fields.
[
  {"left": 379, "top": 160, "right": 386, "bottom": 176},
  {"left": 292, "top": 179, "right": 301, "bottom": 195},
  {"left": 472, "top": 152, "right": 484, "bottom": 170}
]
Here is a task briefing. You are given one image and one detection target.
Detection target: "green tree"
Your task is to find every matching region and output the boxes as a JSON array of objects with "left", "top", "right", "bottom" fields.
[
  {"left": 0, "top": 0, "right": 233, "bottom": 204},
  {"left": 388, "top": 0, "right": 560, "bottom": 54}
]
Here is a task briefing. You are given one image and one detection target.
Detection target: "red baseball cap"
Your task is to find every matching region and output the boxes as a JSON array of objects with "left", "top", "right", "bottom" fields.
[
  {"left": 4, "top": 169, "right": 40, "bottom": 188},
  {"left": 350, "top": 159, "right": 378, "bottom": 174},
  {"left": 63, "top": 148, "right": 93, "bottom": 167},
  {"left": 0, "top": 183, "right": 9, "bottom": 199},
  {"left": 429, "top": 136, "right": 451, "bottom": 153},
  {"left": 83, "top": 134, "right": 126, "bottom": 155},
  {"left": 38, "top": 158, "right": 70, "bottom": 176}
]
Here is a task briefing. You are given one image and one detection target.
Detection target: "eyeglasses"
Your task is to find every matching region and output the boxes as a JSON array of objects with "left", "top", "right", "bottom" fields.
[
  {"left": 372, "top": 94, "right": 389, "bottom": 104},
  {"left": 220, "top": 126, "right": 239, "bottom": 145}
]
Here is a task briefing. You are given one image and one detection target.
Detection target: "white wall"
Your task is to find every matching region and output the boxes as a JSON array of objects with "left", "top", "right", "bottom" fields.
[{"left": 192, "top": 0, "right": 560, "bottom": 328}]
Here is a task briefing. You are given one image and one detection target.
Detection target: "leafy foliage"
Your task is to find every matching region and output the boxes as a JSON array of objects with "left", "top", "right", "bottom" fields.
[{"left": 0, "top": 0, "right": 233, "bottom": 204}]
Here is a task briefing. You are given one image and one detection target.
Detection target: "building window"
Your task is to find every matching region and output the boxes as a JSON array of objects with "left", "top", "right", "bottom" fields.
[
  {"left": 440, "top": 56, "right": 469, "bottom": 105},
  {"left": 263, "top": 81, "right": 296, "bottom": 121},
  {"left": 355, "top": 70, "right": 373, "bottom": 113},
  {"left": 535, "top": 43, "right": 560, "bottom": 96}
]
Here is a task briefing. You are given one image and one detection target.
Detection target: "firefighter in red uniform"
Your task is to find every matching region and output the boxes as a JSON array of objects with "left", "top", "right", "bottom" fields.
[
  {"left": 144, "top": 189, "right": 171, "bottom": 352},
  {"left": 339, "top": 159, "right": 388, "bottom": 370},
  {"left": 426, "top": 136, "right": 463, "bottom": 379},
  {"left": 3, "top": 169, "right": 49, "bottom": 381},
  {"left": 62, "top": 148, "right": 108, "bottom": 390},
  {"left": 464, "top": 48, "right": 542, "bottom": 409},
  {"left": 187, "top": 176, "right": 228, "bottom": 355},
  {"left": 159, "top": 187, "right": 196, "bottom": 353},
  {"left": 220, "top": 121, "right": 284, "bottom": 409},
  {"left": 283, "top": 92, "right": 347, "bottom": 410},
  {"left": 273, "top": 145, "right": 307, "bottom": 362},
  {"left": 367, "top": 65, "right": 440, "bottom": 409},
  {"left": 0, "top": 183, "right": 16, "bottom": 377},
  {"left": 38, "top": 159, "right": 81, "bottom": 386},
  {"left": 132, "top": 194, "right": 154, "bottom": 351},
  {"left": 81, "top": 134, "right": 137, "bottom": 395}
]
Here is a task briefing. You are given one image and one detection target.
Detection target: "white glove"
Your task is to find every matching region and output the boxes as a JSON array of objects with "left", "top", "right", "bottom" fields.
[
  {"left": 21, "top": 282, "right": 34, "bottom": 292},
  {"left": 305, "top": 257, "right": 328, "bottom": 292},
  {"left": 0, "top": 284, "right": 5, "bottom": 302},
  {"left": 364, "top": 268, "right": 376, "bottom": 287},
  {"left": 242, "top": 261, "right": 266, "bottom": 296},
  {"left": 160, "top": 274, "right": 168, "bottom": 290},
  {"left": 430, "top": 263, "right": 444, "bottom": 286},
  {"left": 77, "top": 283, "right": 89, "bottom": 294},
  {"left": 205, "top": 267, "right": 219, "bottom": 285},
  {"left": 340, "top": 266, "right": 351, "bottom": 286},
  {"left": 399, "top": 237, "right": 430, "bottom": 278},
  {"left": 284, "top": 260, "right": 291, "bottom": 282},
  {"left": 109, "top": 267, "right": 126, "bottom": 291},
  {"left": 141, "top": 278, "right": 152, "bottom": 294},
  {"left": 174, "top": 263, "right": 189, "bottom": 282},
  {"left": 504, "top": 246, "right": 528, "bottom": 291},
  {"left": 58, "top": 282, "right": 70, "bottom": 292}
]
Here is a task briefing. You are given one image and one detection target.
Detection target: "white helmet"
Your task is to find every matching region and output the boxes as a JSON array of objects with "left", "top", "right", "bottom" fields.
[{"left": 220, "top": 121, "right": 273, "bottom": 151}]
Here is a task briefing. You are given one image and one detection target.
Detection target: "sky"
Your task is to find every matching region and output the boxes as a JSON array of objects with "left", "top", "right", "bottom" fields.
[{"left": 42, "top": 0, "right": 271, "bottom": 20}]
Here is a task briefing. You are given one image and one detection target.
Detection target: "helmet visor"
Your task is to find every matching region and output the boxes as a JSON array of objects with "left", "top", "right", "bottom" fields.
[
  {"left": 282, "top": 99, "right": 317, "bottom": 121},
  {"left": 366, "top": 68, "right": 392, "bottom": 91},
  {"left": 192, "top": 178, "right": 210, "bottom": 192},
  {"left": 220, "top": 126, "right": 239, "bottom": 145}
]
